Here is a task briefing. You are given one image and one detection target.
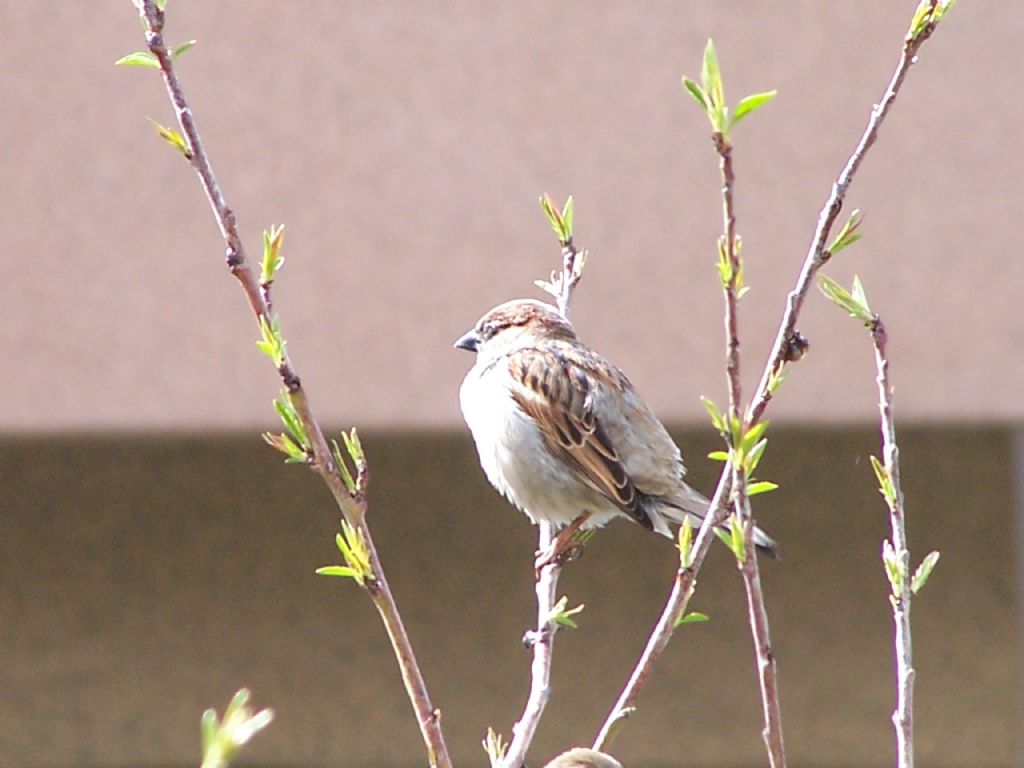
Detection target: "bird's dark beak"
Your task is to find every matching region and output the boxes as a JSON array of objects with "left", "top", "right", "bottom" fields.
[{"left": 453, "top": 329, "right": 480, "bottom": 352}]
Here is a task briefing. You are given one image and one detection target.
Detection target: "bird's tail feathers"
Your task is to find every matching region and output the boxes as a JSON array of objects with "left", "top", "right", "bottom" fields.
[{"left": 646, "top": 485, "right": 780, "bottom": 560}]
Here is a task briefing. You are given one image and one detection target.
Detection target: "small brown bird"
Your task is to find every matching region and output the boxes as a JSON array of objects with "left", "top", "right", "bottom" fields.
[{"left": 455, "top": 298, "right": 778, "bottom": 563}]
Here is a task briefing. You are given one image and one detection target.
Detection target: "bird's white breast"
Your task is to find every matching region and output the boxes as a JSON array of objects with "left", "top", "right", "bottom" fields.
[{"left": 459, "top": 360, "right": 621, "bottom": 529}]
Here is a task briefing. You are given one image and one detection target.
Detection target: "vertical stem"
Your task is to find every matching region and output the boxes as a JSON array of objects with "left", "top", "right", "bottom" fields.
[
  {"left": 736, "top": 493, "right": 787, "bottom": 768},
  {"left": 502, "top": 523, "right": 561, "bottom": 768},
  {"left": 872, "top": 319, "right": 915, "bottom": 768},
  {"left": 555, "top": 241, "right": 581, "bottom": 320},
  {"left": 715, "top": 134, "right": 742, "bottom": 418},
  {"left": 714, "top": 133, "right": 787, "bottom": 768}
]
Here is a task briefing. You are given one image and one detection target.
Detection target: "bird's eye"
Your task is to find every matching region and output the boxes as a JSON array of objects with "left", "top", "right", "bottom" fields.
[{"left": 479, "top": 321, "right": 498, "bottom": 340}]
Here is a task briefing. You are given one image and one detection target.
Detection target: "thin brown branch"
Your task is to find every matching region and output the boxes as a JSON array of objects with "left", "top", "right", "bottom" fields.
[
  {"left": 134, "top": 4, "right": 450, "bottom": 767},
  {"left": 736, "top": 490, "right": 786, "bottom": 767},
  {"left": 593, "top": 471, "right": 732, "bottom": 750},
  {"left": 872, "top": 317, "right": 916, "bottom": 768},
  {"left": 595, "top": 6, "right": 949, "bottom": 753},
  {"left": 715, "top": 131, "right": 786, "bottom": 768},
  {"left": 714, "top": 134, "right": 743, "bottom": 418},
  {"left": 746, "top": 22, "right": 941, "bottom": 427}
]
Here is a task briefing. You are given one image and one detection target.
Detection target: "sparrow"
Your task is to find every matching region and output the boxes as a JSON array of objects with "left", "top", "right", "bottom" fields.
[{"left": 455, "top": 298, "right": 778, "bottom": 565}]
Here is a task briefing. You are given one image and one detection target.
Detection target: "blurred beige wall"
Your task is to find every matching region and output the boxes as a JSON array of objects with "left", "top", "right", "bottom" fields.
[{"left": 2, "top": 2, "right": 1021, "bottom": 431}]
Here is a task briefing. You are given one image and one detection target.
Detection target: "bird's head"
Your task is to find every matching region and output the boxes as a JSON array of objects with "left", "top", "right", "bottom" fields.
[{"left": 454, "top": 299, "right": 576, "bottom": 358}]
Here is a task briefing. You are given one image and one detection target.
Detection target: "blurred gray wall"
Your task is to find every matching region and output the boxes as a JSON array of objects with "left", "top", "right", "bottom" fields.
[
  {"left": 0, "top": 429, "right": 1019, "bottom": 767},
  {"left": 1, "top": 2, "right": 1021, "bottom": 767}
]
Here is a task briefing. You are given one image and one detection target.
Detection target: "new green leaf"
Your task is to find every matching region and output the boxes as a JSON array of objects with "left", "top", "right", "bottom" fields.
[
  {"left": 173, "top": 39, "right": 197, "bottom": 59},
  {"left": 315, "top": 565, "right": 360, "bottom": 579},
  {"left": 745, "top": 438, "right": 768, "bottom": 473},
  {"left": 827, "top": 209, "right": 863, "bottom": 256},
  {"left": 681, "top": 76, "right": 710, "bottom": 112},
  {"left": 911, "top": 550, "right": 940, "bottom": 594},
  {"left": 561, "top": 196, "right": 574, "bottom": 239},
  {"left": 115, "top": 51, "right": 159, "bottom": 68},
  {"left": 820, "top": 274, "right": 875, "bottom": 327},
  {"left": 909, "top": 0, "right": 957, "bottom": 39},
  {"left": 716, "top": 514, "right": 747, "bottom": 562},
  {"left": 676, "top": 611, "right": 710, "bottom": 626},
  {"left": 677, "top": 517, "right": 694, "bottom": 568},
  {"left": 147, "top": 119, "right": 190, "bottom": 157},
  {"left": 730, "top": 90, "right": 777, "bottom": 129},
  {"left": 747, "top": 480, "right": 778, "bottom": 496},
  {"left": 701, "top": 39, "right": 726, "bottom": 132},
  {"left": 870, "top": 455, "right": 896, "bottom": 508},
  {"left": 882, "top": 539, "right": 904, "bottom": 596},
  {"left": 700, "top": 396, "right": 726, "bottom": 434},
  {"left": 261, "top": 225, "right": 285, "bottom": 284},
  {"left": 262, "top": 431, "right": 306, "bottom": 464},
  {"left": 256, "top": 315, "right": 286, "bottom": 365},
  {"left": 539, "top": 193, "right": 573, "bottom": 243},
  {"left": 850, "top": 275, "right": 870, "bottom": 314},
  {"left": 200, "top": 689, "right": 273, "bottom": 768},
  {"left": 548, "top": 596, "right": 585, "bottom": 630},
  {"left": 319, "top": 520, "right": 373, "bottom": 587},
  {"left": 330, "top": 439, "right": 357, "bottom": 494}
]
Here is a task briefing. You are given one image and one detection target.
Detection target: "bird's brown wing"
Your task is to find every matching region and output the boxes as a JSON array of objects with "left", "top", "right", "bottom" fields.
[{"left": 506, "top": 345, "right": 651, "bottom": 529}]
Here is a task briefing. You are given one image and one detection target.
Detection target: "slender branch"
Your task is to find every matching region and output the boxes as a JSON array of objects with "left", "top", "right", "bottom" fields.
[
  {"left": 747, "top": 15, "right": 942, "bottom": 427},
  {"left": 871, "top": 317, "right": 915, "bottom": 768},
  {"left": 592, "top": 471, "right": 731, "bottom": 750},
  {"left": 595, "top": 6, "right": 949, "bottom": 751},
  {"left": 714, "top": 134, "right": 743, "bottom": 418},
  {"left": 503, "top": 523, "right": 561, "bottom": 768},
  {"left": 133, "top": 4, "right": 450, "bottom": 767},
  {"left": 713, "top": 132, "right": 787, "bottom": 768},
  {"left": 554, "top": 240, "right": 584, "bottom": 320},
  {"left": 735, "top": 491, "right": 786, "bottom": 767}
]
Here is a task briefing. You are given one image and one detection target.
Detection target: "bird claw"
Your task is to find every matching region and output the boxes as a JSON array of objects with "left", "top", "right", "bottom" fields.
[
  {"left": 533, "top": 540, "right": 585, "bottom": 580},
  {"left": 533, "top": 512, "right": 592, "bottom": 579}
]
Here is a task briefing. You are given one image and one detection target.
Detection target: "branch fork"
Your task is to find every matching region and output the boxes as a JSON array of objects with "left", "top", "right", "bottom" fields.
[{"left": 595, "top": 7, "right": 953, "bottom": 761}]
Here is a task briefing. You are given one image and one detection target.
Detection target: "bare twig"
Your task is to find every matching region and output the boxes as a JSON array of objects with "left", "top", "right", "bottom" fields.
[
  {"left": 132, "top": 4, "right": 450, "bottom": 767},
  {"left": 871, "top": 317, "right": 915, "bottom": 768},
  {"left": 714, "top": 133, "right": 743, "bottom": 419},
  {"left": 713, "top": 132, "right": 787, "bottom": 768},
  {"left": 503, "top": 523, "right": 561, "bottom": 768},
  {"left": 594, "top": 5, "right": 951, "bottom": 752},
  {"left": 554, "top": 240, "right": 583, "bottom": 320},
  {"left": 502, "top": 204, "right": 582, "bottom": 768},
  {"left": 735, "top": 492, "right": 786, "bottom": 767},
  {"left": 592, "top": 471, "right": 732, "bottom": 750},
  {"left": 821, "top": 272, "right": 937, "bottom": 768}
]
